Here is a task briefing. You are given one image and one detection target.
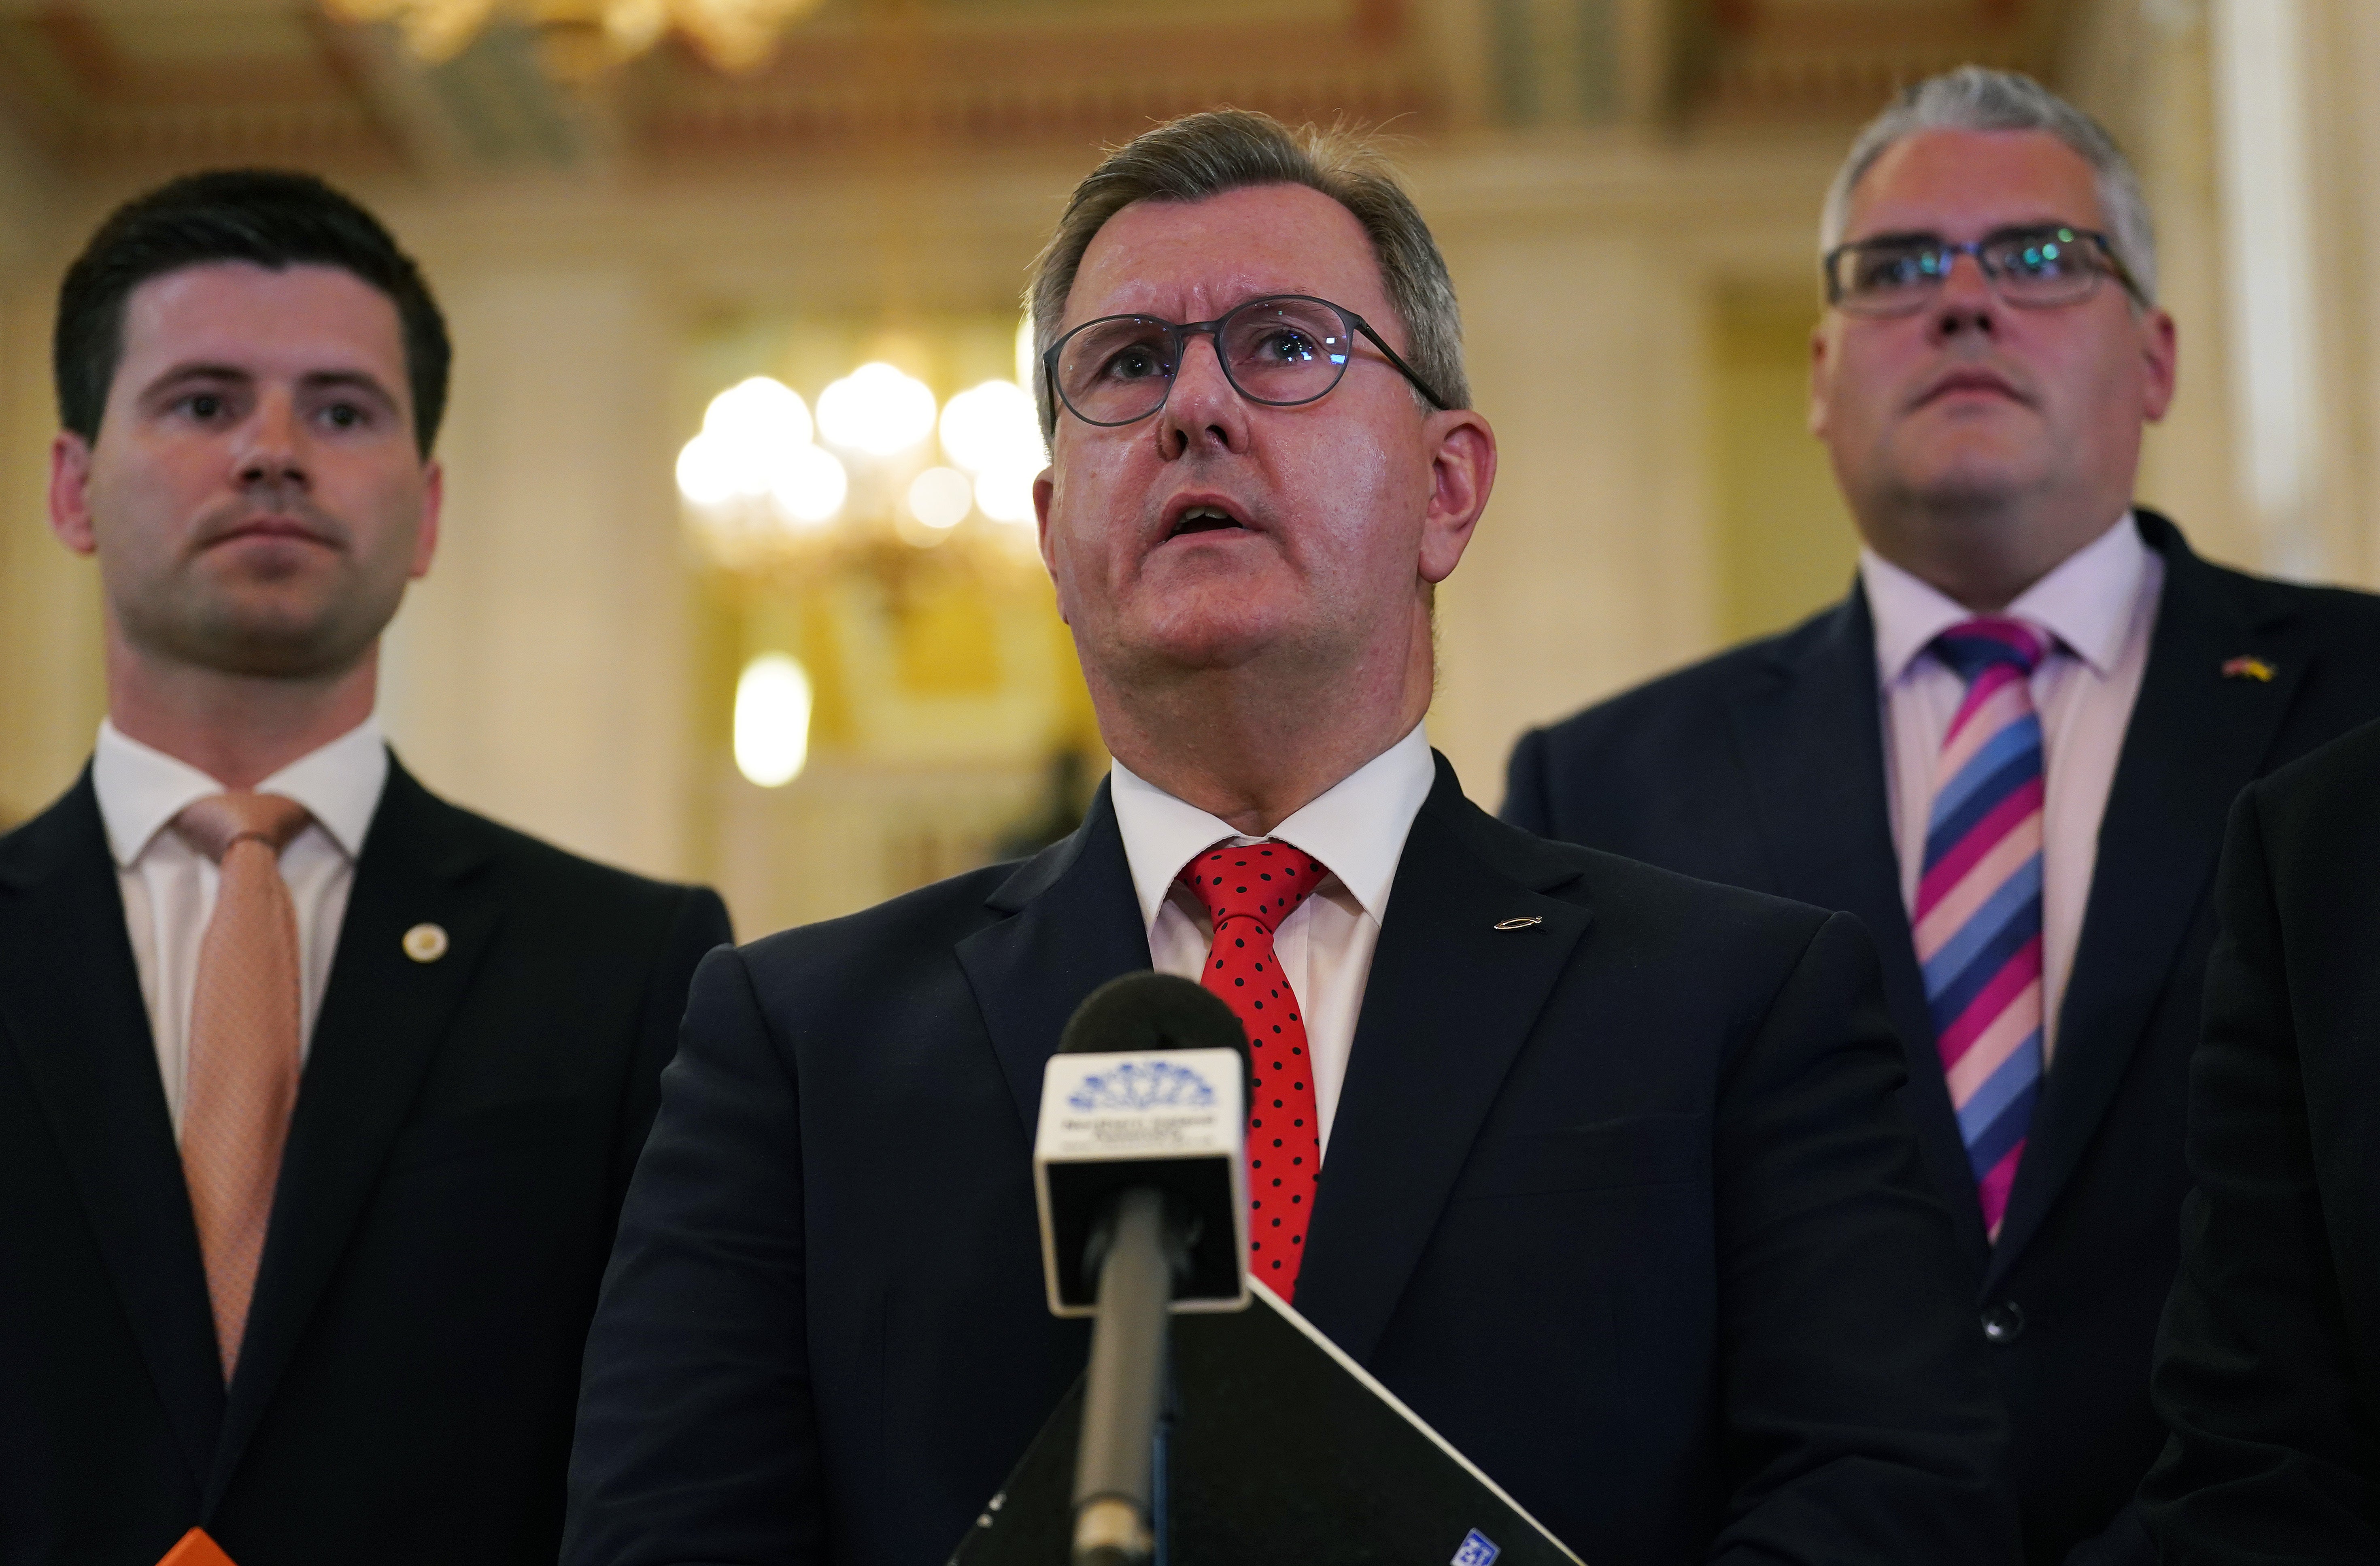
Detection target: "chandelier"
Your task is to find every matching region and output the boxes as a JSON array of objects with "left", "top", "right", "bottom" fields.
[
  {"left": 687, "top": 354, "right": 1054, "bottom": 790},
  {"left": 676, "top": 361, "right": 1047, "bottom": 581},
  {"left": 322, "top": 0, "right": 824, "bottom": 77}
]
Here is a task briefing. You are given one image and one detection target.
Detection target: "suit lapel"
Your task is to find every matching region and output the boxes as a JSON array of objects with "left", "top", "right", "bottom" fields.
[
  {"left": 1989, "top": 515, "right": 2312, "bottom": 1284},
  {"left": 208, "top": 760, "right": 503, "bottom": 1504},
  {"left": 1724, "top": 591, "right": 1991, "bottom": 1266},
  {"left": 0, "top": 774, "right": 227, "bottom": 1489},
  {"left": 1293, "top": 757, "right": 1592, "bottom": 1366},
  {"left": 956, "top": 783, "right": 1154, "bottom": 1138}
]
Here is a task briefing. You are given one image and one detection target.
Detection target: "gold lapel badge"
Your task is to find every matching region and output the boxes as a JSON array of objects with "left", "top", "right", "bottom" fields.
[
  {"left": 2221, "top": 655, "right": 2276, "bottom": 683},
  {"left": 1493, "top": 916, "right": 1544, "bottom": 931},
  {"left": 402, "top": 922, "right": 450, "bottom": 964}
]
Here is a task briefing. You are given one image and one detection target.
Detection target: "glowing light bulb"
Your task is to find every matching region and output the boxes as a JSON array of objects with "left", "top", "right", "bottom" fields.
[
  {"left": 939, "top": 379, "right": 1041, "bottom": 475},
  {"left": 769, "top": 443, "right": 849, "bottom": 525},
  {"left": 907, "top": 466, "right": 974, "bottom": 530},
  {"left": 733, "top": 653, "right": 813, "bottom": 787},
  {"left": 973, "top": 463, "right": 1038, "bottom": 525},
  {"left": 681, "top": 377, "right": 818, "bottom": 513},
  {"left": 816, "top": 362, "right": 937, "bottom": 455},
  {"left": 674, "top": 431, "right": 738, "bottom": 507},
  {"left": 703, "top": 376, "right": 812, "bottom": 449}
]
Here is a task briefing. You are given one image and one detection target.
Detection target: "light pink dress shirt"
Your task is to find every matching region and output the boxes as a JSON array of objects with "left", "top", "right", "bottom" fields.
[{"left": 1862, "top": 514, "right": 2164, "bottom": 1066}]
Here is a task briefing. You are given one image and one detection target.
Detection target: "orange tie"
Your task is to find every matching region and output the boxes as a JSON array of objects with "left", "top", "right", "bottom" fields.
[{"left": 173, "top": 792, "right": 312, "bottom": 1381}]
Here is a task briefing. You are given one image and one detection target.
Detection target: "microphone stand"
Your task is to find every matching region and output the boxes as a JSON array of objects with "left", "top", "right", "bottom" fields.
[{"left": 1072, "top": 1188, "right": 1182, "bottom": 1566}]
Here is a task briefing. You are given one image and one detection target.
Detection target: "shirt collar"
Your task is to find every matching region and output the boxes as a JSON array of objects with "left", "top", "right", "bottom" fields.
[
  {"left": 1860, "top": 509, "right": 2151, "bottom": 685},
  {"left": 93, "top": 715, "right": 391, "bottom": 869},
  {"left": 1109, "top": 721, "right": 1435, "bottom": 936}
]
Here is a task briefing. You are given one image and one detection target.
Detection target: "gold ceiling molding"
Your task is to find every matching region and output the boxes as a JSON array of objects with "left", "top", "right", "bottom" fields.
[
  {"left": 1688, "top": 0, "right": 2057, "bottom": 125},
  {"left": 0, "top": 0, "right": 2069, "bottom": 181},
  {"left": 320, "top": 0, "right": 826, "bottom": 78}
]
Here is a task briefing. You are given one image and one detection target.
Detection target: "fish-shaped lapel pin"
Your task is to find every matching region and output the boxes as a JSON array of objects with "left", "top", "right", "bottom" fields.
[{"left": 2221, "top": 656, "right": 2276, "bottom": 683}]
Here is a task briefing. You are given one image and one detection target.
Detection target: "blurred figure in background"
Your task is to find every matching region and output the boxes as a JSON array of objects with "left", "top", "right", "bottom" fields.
[
  {"left": 2137, "top": 715, "right": 2380, "bottom": 1562},
  {"left": 1504, "top": 66, "right": 2380, "bottom": 1564},
  {"left": 0, "top": 170, "right": 728, "bottom": 1565}
]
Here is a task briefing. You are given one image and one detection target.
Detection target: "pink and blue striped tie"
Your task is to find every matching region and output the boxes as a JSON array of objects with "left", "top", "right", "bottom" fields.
[{"left": 1917, "top": 618, "right": 2048, "bottom": 1243}]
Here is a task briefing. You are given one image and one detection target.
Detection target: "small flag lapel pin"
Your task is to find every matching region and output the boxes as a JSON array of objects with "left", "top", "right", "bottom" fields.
[{"left": 2221, "top": 655, "right": 2276, "bottom": 682}]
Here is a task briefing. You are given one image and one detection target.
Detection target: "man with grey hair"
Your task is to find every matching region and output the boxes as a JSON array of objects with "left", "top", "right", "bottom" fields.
[
  {"left": 1506, "top": 64, "right": 2380, "bottom": 1565},
  {"left": 565, "top": 107, "right": 2016, "bottom": 1564}
]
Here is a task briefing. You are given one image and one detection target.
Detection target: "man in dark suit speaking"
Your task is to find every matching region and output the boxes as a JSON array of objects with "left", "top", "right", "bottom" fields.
[
  {"left": 565, "top": 109, "right": 2013, "bottom": 1565},
  {"left": 0, "top": 171, "right": 730, "bottom": 1566},
  {"left": 1502, "top": 69, "right": 2380, "bottom": 1564}
]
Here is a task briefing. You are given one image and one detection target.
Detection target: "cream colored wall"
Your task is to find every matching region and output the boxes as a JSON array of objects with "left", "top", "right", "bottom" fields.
[
  {"left": 1708, "top": 284, "right": 1858, "bottom": 643},
  {"left": 1422, "top": 134, "right": 1838, "bottom": 799},
  {"left": 0, "top": 136, "right": 105, "bottom": 829},
  {"left": 377, "top": 263, "right": 692, "bottom": 881}
]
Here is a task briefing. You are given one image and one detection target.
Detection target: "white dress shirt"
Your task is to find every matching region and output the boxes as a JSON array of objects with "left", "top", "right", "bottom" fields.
[
  {"left": 93, "top": 717, "right": 390, "bottom": 1136},
  {"left": 1110, "top": 721, "right": 1435, "bottom": 1155},
  {"left": 1864, "top": 513, "right": 2164, "bottom": 1066}
]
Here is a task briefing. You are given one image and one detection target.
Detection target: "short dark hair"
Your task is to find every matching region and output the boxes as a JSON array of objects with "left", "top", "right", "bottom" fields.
[{"left": 54, "top": 168, "right": 452, "bottom": 457}]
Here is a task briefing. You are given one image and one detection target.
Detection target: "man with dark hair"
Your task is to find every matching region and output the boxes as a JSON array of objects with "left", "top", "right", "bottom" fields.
[
  {"left": 563, "top": 109, "right": 2014, "bottom": 1565},
  {"left": 1502, "top": 68, "right": 2380, "bottom": 1564},
  {"left": 54, "top": 168, "right": 454, "bottom": 460},
  {"left": 0, "top": 168, "right": 730, "bottom": 1565}
]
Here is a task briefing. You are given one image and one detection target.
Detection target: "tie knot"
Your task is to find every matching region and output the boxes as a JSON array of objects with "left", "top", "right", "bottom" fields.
[
  {"left": 173, "top": 792, "right": 312, "bottom": 865},
  {"left": 1933, "top": 618, "right": 2048, "bottom": 683},
  {"left": 1176, "top": 840, "right": 1330, "bottom": 934}
]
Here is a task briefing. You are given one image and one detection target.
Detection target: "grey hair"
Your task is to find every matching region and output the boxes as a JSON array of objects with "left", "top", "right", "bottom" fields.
[
  {"left": 1026, "top": 109, "right": 1468, "bottom": 436},
  {"left": 1820, "top": 66, "right": 2157, "bottom": 305}
]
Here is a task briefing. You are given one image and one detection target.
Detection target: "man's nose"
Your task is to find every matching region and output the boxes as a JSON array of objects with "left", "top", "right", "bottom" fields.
[
  {"left": 234, "top": 394, "right": 309, "bottom": 488},
  {"left": 1927, "top": 250, "right": 2001, "bottom": 342},
  {"left": 1155, "top": 330, "right": 1246, "bottom": 459}
]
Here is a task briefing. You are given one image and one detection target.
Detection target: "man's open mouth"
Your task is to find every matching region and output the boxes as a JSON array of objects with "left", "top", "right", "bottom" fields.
[{"left": 1167, "top": 504, "right": 1248, "bottom": 539}]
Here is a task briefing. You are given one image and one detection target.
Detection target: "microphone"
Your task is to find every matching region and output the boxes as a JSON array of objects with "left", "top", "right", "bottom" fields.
[{"left": 1035, "top": 973, "right": 1252, "bottom": 1566}]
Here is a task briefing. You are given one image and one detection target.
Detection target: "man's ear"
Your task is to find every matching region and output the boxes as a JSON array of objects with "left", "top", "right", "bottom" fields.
[
  {"left": 1417, "top": 409, "right": 1496, "bottom": 585},
  {"left": 49, "top": 431, "right": 99, "bottom": 556},
  {"left": 2139, "top": 306, "right": 2178, "bottom": 424},
  {"left": 410, "top": 460, "right": 443, "bottom": 578},
  {"left": 1033, "top": 466, "right": 1073, "bottom": 625},
  {"left": 1808, "top": 319, "right": 1834, "bottom": 438}
]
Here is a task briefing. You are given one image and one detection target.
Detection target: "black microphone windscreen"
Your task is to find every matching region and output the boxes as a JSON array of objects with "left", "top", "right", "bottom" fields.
[{"left": 1059, "top": 972, "right": 1247, "bottom": 1072}]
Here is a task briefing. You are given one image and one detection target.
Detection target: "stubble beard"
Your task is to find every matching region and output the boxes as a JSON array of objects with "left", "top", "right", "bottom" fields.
[{"left": 117, "top": 559, "right": 397, "bottom": 683}]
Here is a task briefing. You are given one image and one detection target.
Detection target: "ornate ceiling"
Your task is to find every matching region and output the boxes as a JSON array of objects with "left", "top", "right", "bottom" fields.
[{"left": 0, "top": 0, "right": 2067, "bottom": 184}]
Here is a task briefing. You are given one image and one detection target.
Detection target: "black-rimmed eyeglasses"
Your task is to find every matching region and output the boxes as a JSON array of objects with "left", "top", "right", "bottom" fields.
[
  {"left": 1042, "top": 294, "right": 1449, "bottom": 428},
  {"left": 1823, "top": 225, "right": 2148, "bottom": 317}
]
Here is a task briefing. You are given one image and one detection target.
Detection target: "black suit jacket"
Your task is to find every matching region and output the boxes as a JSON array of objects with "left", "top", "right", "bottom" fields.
[
  {"left": 1500, "top": 512, "right": 2380, "bottom": 1563},
  {"left": 2137, "top": 717, "right": 2380, "bottom": 1560},
  {"left": 564, "top": 755, "right": 2017, "bottom": 1566},
  {"left": 0, "top": 758, "right": 729, "bottom": 1566}
]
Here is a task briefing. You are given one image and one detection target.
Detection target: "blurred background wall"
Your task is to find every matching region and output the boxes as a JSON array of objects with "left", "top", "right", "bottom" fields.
[{"left": 3, "top": 0, "right": 2378, "bottom": 937}]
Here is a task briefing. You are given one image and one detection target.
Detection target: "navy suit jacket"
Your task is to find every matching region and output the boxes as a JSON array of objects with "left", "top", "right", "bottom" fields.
[
  {"left": 2139, "top": 717, "right": 2380, "bottom": 1561},
  {"left": 1501, "top": 512, "right": 2380, "bottom": 1564},
  {"left": 0, "top": 759, "right": 729, "bottom": 1566},
  {"left": 565, "top": 754, "right": 2017, "bottom": 1566}
]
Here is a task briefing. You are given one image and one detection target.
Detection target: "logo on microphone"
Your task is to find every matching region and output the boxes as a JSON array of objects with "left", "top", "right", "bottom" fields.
[{"left": 1067, "top": 1060, "right": 1218, "bottom": 1112}]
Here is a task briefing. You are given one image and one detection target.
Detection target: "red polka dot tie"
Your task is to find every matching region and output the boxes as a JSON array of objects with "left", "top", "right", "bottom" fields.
[{"left": 1177, "top": 840, "right": 1331, "bottom": 1301}]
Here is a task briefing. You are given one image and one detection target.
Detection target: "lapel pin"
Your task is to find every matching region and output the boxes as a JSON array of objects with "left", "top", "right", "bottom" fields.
[
  {"left": 2221, "top": 655, "right": 2276, "bottom": 682},
  {"left": 402, "top": 922, "right": 450, "bottom": 964},
  {"left": 1493, "top": 916, "right": 1543, "bottom": 931}
]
